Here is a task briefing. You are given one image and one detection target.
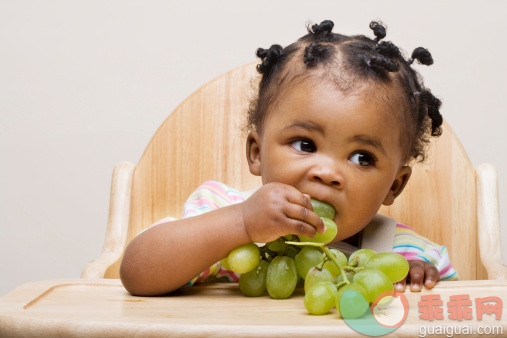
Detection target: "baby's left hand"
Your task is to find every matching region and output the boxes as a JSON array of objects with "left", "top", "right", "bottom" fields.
[{"left": 394, "top": 260, "right": 440, "bottom": 292}]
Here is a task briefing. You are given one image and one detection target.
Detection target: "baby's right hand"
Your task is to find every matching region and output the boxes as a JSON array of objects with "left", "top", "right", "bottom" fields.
[{"left": 240, "top": 182, "right": 326, "bottom": 243}]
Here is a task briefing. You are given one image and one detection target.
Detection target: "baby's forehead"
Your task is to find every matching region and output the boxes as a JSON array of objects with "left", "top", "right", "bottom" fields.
[
  {"left": 283, "top": 74, "right": 406, "bottom": 120},
  {"left": 272, "top": 78, "right": 407, "bottom": 150}
]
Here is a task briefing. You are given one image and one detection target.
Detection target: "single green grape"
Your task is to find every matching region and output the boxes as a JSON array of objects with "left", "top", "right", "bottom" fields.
[
  {"left": 304, "top": 267, "right": 334, "bottom": 293},
  {"left": 353, "top": 268, "right": 394, "bottom": 304},
  {"left": 298, "top": 217, "right": 337, "bottom": 244},
  {"left": 227, "top": 243, "right": 260, "bottom": 274},
  {"left": 304, "top": 281, "right": 338, "bottom": 315},
  {"left": 266, "top": 256, "right": 298, "bottom": 299},
  {"left": 220, "top": 257, "right": 232, "bottom": 270},
  {"left": 335, "top": 283, "right": 369, "bottom": 319},
  {"left": 239, "top": 260, "right": 269, "bottom": 297},
  {"left": 310, "top": 199, "right": 336, "bottom": 220},
  {"left": 365, "top": 253, "right": 409, "bottom": 283},
  {"left": 348, "top": 248, "right": 377, "bottom": 267},
  {"left": 294, "top": 246, "right": 324, "bottom": 280},
  {"left": 322, "top": 249, "right": 347, "bottom": 279}
]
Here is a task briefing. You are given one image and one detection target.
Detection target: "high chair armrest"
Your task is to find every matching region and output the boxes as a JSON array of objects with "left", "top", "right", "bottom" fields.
[
  {"left": 81, "top": 161, "right": 134, "bottom": 279},
  {"left": 476, "top": 163, "right": 507, "bottom": 280}
]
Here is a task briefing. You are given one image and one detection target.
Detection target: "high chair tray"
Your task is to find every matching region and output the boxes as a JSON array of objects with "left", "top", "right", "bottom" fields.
[{"left": 0, "top": 279, "right": 506, "bottom": 337}]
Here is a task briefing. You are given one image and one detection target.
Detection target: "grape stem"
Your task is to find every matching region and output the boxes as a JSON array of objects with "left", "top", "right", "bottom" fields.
[
  {"left": 285, "top": 241, "right": 351, "bottom": 284},
  {"left": 335, "top": 281, "right": 348, "bottom": 289},
  {"left": 345, "top": 266, "right": 365, "bottom": 273},
  {"left": 322, "top": 246, "right": 351, "bottom": 284},
  {"left": 349, "top": 259, "right": 358, "bottom": 267},
  {"left": 285, "top": 241, "right": 324, "bottom": 248},
  {"left": 315, "top": 256, "right": 327, "bottom": 270}
]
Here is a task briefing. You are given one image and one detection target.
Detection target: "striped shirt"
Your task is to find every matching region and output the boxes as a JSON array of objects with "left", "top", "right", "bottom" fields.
[{"left": 140, "top": 180, "right": 459, "bottom": 287}]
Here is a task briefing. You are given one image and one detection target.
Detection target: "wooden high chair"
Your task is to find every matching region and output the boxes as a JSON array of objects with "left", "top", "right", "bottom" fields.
[{"left": 82, "top": 62, "right": 507, "bottom": 282}]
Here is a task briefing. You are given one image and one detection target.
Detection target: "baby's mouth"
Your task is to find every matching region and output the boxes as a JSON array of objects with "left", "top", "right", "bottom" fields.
[
  {"left": 314, "top": 198, "right": 337, "bottom": 212},
  {"left": 309, "top": 197, "right": 338, "bottom": 219}
]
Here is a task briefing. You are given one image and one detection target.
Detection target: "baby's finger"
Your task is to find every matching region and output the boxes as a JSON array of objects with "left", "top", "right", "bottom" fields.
[
  {"left": 285, "top": 218, "right": 319, "bottom": 238},
  {"left": 303, "top": 194, "right": 313, "bottom": 210},
  {"left": 408, "top": 260, "right": 425, "bottom": 292},
  {"left": 424, "top": 264, "right": 440, "bottom": 289},
  {"left": 284, "top": 190, "right": 326, "bottom": 234},
  {"left": 284, "top": 187, "right": 313, "bottom": 211},
  {"left": 394, "top": 277, "right": 407, "bottom": 292},
  {"left": 283, "top": 202, "right": 325, "bottom": 234}
]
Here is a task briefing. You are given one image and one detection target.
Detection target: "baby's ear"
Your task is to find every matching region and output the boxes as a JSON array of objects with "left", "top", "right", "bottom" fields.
[
  {"left": 246, "top": 131, "right": 261, "bottom": 176},
  {"left": 382, "top": 166, "right": 412, "bottom": 206}
]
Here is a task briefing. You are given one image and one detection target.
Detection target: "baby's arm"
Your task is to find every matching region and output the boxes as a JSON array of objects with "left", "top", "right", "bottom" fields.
[
  {"left": 120, "top": 182, "right": 325, "bottom": 296},
  {"left": 120, "top": 203, "right": 250, "bottom": 296}
]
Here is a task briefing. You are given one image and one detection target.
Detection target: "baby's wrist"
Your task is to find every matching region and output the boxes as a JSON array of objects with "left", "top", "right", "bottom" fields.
[{"left": 230, "top": 202, "right": 253, "bottom": 244}]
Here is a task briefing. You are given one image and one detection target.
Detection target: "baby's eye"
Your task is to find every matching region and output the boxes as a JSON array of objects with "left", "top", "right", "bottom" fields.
[
  {"left": 291, "top": 139, "right": 316, "bottom": 153},
  {"left": 350, "top": 152, "right": 376, "bottom": 167}
]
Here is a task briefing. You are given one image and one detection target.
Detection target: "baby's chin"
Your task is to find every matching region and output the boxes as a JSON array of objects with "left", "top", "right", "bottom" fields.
[
  {"left": 328, "top": 234, "right": 347, "bottom": 244},
  {"left": 327, "top": 219, "right": 346, "bottom": 244},
  {"left": 328, "top": 231, "right": 359, "bottom": 245},
  {"left": 328, "top": 237, "right": 341, "bottom": 245}
]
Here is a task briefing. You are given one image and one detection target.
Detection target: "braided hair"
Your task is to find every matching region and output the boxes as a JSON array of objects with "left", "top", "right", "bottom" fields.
[{"left": 246, "top": 20, "right": 443, "bottom": 165}]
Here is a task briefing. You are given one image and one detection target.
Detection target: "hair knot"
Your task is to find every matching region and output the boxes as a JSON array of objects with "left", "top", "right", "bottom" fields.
[
  {"left": 370, "top": 21, "right": 386, "bottom": 43},
  {"left": 256, "top": 44, "right": 284, "bottom": 74},
  {"left": 410, "top": 47, "right": 434, "bottom": 65},
  {"left": 374, "top": 41, "right": 401, "bottom": 59},
  {"left": 420, "top": 90, "right": 443, "bottom": 136},
  {"left": 362, "top": 54, "right": 399, "bottom": 72},
  {"left": 308, "top": 20, "right": 334, "bottom": 35}
]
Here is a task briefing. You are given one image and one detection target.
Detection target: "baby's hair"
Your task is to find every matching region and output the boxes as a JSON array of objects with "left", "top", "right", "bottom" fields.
[{"left": 245, "top": 19, "right": 443, "bottom": 165}]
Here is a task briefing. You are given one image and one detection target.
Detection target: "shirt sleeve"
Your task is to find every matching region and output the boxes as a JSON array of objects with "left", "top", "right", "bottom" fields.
[
  {"left": 137, "top": 181, "right": 244, "bottom": 288},
  {"left": 393, "top": 223, "right": 459, "bottom": 281},
  {"left": 182, "top": 181, "right": 245, "bottom": 286},
  {"left": 182, "top": 180, "right": 246, "bottom": 218}
]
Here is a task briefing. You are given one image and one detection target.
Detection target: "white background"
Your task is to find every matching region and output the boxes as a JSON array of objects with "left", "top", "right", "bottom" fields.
[{"left": 1, "top": 0, "right": 506, "bottom": 296}]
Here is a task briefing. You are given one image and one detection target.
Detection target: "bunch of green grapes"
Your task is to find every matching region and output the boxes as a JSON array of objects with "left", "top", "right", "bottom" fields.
[
  {"left": 220, "top": 199, "right": 339, "bottom": 299},
  {"left": 221, "top": 199, "right": 410, "bottom": 319}
]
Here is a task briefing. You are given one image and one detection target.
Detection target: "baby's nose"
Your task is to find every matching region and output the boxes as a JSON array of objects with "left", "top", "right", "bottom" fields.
[{"left": 309, "top": 163, "right": 344, "bottom": 188}]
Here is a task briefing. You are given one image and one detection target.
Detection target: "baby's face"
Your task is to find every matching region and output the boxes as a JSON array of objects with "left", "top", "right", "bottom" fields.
[{"left": 247, "top": 79, "right": 412, "bottom": 242}]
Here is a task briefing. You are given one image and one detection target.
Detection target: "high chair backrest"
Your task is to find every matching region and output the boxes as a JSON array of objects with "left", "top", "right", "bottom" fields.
[{"left": 101, "top": 62, "right": 488, "bottom": 280}]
